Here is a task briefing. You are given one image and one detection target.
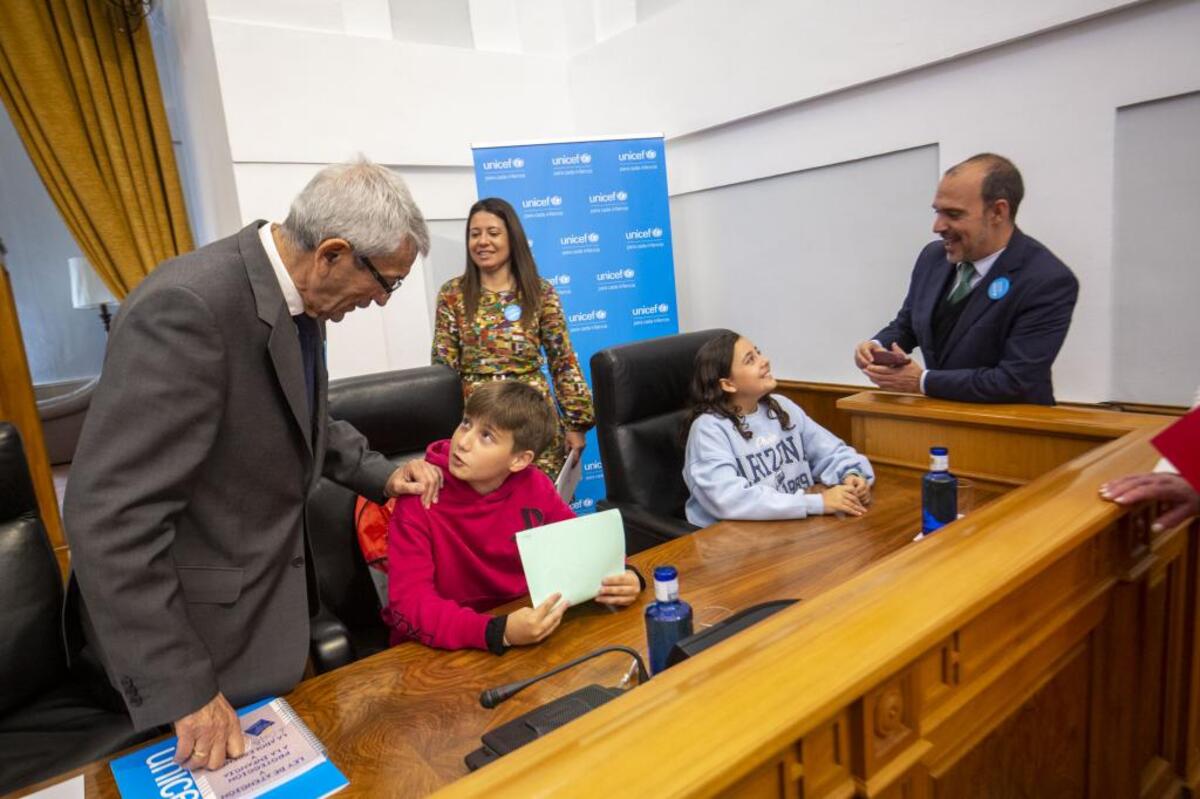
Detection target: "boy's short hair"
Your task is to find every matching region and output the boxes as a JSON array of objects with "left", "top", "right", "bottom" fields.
[{"left": 464, "top": 381, "right": 557, "bottom": 455}]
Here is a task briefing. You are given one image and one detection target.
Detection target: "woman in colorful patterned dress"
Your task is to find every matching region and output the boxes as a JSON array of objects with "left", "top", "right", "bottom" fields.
[{"left": 432, "top": 197, "right": 594, "bottom": 479}]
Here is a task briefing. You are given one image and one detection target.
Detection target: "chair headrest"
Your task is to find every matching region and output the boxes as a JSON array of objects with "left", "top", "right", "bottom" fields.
[
  {"left": 590, "top": 329, "right": 732, "bottom": 425},
  {"left": 328, "top": 365, "right": 464, "bottom": 459}
]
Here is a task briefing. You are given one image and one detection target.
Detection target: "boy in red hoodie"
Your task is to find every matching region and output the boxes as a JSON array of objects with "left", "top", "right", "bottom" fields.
[{"left": 383, "top": 381, "right": 642, "bottom": 654}]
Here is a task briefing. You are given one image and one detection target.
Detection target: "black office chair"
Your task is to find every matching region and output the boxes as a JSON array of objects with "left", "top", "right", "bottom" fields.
[
  {"left": 307, "top": 365, "right": 464, "bottom": 673},
  {"left": 590, "top": 329, "right": 731, "bottom": 553},
  {"left": 0, "top": 423, "right": 150, "bottom": 795}
]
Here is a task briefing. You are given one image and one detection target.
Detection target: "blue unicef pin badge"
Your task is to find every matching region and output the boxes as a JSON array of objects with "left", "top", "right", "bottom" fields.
[
  {"left": 503, "top": 304, "right": 522, "bottom": 322},
  {"left": 988, "top": 277, "right": 1010, "bottom": 300}
]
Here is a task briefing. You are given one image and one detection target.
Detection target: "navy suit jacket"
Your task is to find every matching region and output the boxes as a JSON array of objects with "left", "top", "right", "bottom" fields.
[{"left": 873, "top": 228, "right": 1078, "bottom": 405}]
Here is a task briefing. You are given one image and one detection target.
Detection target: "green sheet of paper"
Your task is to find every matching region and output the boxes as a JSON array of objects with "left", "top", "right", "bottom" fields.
[{"left": 515, "top": 508, "right": 626, "bottom": 607}]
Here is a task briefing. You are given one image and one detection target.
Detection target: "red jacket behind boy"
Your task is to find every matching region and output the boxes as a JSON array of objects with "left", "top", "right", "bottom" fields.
[{"left": 383, "top": 439, "right": 575, "bottom": 651}]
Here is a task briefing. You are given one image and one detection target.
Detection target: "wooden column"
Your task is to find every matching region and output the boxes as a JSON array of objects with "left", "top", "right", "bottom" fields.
[{"left": 0, "top": 256, "right": 67, "bottom": 574}]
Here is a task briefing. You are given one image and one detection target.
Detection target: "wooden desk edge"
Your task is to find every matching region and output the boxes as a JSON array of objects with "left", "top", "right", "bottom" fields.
[{"left": 432, "top": 427, "right": 1163, "bottom": 797}]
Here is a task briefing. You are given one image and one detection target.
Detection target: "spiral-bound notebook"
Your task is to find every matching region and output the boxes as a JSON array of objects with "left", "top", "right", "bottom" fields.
[{"left": 110, "top": 697, "right": 346, "bottom": 799}]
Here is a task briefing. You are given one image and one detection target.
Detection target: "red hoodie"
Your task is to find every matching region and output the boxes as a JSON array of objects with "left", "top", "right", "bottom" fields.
[{"left": 382, "top": 439, "right": 575, "bottom": 651}]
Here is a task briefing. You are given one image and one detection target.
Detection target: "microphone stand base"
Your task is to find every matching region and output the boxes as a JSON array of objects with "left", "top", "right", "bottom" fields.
[{"left": 465, "top": 684, "right": 624, "bottom": 771}]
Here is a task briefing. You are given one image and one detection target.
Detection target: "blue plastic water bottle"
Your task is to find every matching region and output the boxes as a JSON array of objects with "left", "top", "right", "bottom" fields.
[
  {"left": 645, "top": 566, "right": 694, "bottom": 675},
  {"left": 921, "top": 446, "right": 957, "bottom": 535}
]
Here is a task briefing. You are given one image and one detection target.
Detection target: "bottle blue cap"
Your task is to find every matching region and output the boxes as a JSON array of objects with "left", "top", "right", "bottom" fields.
[
  {"left": 930, "top": 446, "right": 948, "bottom": 455},
  {"left": 653, "top": 566, "right": 678, "bottom": 582}
]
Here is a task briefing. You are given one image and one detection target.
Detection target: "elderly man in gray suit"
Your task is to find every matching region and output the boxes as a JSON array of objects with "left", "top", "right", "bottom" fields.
[{"left": 64, "top": 159, "right": 439, "bottom": 771}]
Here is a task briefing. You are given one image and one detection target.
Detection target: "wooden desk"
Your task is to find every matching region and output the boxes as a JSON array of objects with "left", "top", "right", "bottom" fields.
[
  {"left": 11, "top": 466, "right": 998, "bottom": 798},
  {"left": 427, "top": 400, "right": 1191, "bottom": 798}
]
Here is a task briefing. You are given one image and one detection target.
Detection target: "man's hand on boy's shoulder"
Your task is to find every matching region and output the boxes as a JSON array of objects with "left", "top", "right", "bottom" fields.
[
  {"left": 385, "top": 458, "right": 443, "bottom": 508},
  {"left": 596, "top": 570, "right": 641, "bottom": 608},
  {"left": 504, "top": 593, "right": 567, "bottom": 647}
]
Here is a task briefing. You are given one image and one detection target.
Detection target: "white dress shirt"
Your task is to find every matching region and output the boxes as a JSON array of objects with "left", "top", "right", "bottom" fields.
[{"left": 259, "top": 222, "right": 306, "bottom": 316}]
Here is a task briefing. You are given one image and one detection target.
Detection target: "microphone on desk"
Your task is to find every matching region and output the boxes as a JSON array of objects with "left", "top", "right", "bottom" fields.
[{"left": 479, "top": 645, "right": 650, "bottom": 709}]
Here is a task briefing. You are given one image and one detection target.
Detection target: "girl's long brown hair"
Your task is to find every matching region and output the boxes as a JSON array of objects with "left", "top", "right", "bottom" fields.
[
  {"left": 684, "top": 331, "right": 792, "bottom": 441},
  {"left": 462, "top": 198, "right": 543, "bottom": 327}
]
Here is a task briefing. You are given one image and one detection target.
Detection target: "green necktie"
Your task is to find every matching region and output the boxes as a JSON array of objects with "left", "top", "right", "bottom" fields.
[{"left": 947, "top": 261, "right": 977, "bottom": 304}]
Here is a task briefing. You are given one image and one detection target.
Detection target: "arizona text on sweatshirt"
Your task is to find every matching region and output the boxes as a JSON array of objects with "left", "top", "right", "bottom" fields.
[{"left": 683, "top": 394, "right": 874, "bottom": 527}]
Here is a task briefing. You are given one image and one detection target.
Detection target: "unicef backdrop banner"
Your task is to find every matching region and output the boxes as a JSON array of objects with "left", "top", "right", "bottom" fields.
[{"left": 471, "top": 135, "right": 679, "bottom": 514}]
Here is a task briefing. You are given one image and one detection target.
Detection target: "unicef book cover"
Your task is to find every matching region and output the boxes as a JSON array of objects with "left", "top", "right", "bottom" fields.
[{"left": 110, "top": 697, "right": 346, "bottom": 799}]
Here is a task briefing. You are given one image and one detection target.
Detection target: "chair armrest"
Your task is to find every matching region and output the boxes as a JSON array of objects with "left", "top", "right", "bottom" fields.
[
  {"left": 598, "top": 499, "right": 699, "bottom": 554},
  {"left": 309, "top": 607, "right": 355, "bottom": 674}
]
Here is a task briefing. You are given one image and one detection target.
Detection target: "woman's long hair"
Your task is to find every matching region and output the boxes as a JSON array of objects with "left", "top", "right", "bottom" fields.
[
  {"left": 461, "top": 198, "right": 542, "bottom": 327},
  {"left": 683, "top": 331, "right": 792, "bottom": 441}
]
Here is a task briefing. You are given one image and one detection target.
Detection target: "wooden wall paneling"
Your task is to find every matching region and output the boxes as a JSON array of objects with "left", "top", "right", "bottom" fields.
[
  {"left": 870, "top": 766, "right": 929, "bottom": 799},
  {"left": 923, "top": 577, "right": 1110, "bottom": 782},
  {"left": 0, "top": 261, "right": 67, "bottom": 574},
  {"left": 799, "top": 711, "right": 855, "bottom": 799},
  {"left": 1179, "top": 521, "right": 1200, "bottom": 795},
  {"left": 1135, "top": 520, "right": 1189, "bottom": 798},
  {"left": 933, "top": 642, "right": 1093, "bottom": 798},
  {"left": 715, "top": 746, "right": 801, "bottom": 799},
  {"left": 1088, "top": 506, "right": 1156, "bottom": 799},
  {"left": 848, "top": 668, "right": 931, "bottom": 797},
  {"left": 911, "top": 635, "right": 960, "bottom": 739},
  {"left": 953, "top": 537, "right": 1105, "bottom": 687}
]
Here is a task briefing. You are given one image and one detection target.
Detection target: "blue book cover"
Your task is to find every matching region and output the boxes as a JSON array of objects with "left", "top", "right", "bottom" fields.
[{"left": 111, "top": 697, "right": 347, "bottom": 799}]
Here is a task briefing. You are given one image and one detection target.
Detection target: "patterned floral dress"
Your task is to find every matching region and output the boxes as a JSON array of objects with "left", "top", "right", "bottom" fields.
[{"left": 432, "top": 276, "right": 595, "bottom": 478}]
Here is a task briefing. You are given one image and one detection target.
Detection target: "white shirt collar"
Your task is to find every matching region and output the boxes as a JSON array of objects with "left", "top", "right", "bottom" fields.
[
  {"left": 965, "top": 246, "right": 1005, "bottom": 285},
  {"left": 258, "top": 222, "right": 305, "bottom": 316}
]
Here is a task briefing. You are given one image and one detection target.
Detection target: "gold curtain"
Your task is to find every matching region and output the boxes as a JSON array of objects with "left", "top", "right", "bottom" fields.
[{"left": 0, "top": 0, "right": 193, "bottom": 299}]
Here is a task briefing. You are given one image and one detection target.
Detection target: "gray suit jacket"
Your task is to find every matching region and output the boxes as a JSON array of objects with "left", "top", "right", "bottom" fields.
[{"left": 64, "top": 222, "right": 394, "bottom": 730}]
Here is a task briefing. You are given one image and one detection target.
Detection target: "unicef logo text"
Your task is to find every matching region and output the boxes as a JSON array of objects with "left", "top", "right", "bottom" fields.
[
  {"left": 568, "top": 309, "right": 608, "bottom": 323},
  {"left": 560, "top": 232, "right": 600, "bottom": 246},
  {"left": 551, "top": 152, "right": 593, "bottom": 166},
  {"left": 618, "top": 148, "right": 658, "bottom": 162},
  {"left": 521, "top": 194, "right": 563, "bottom": 209},
  {"left": 481, "top": 156, "right": 525, "bottom": 171},
  {"left": 596, "top": 268, "right": 636, "bottom": 281},
  {"left": 625, "top": 227, "right": 664, "bottom": 241},
  {"left": 569, "top": 497, "right": 596, "bottom": 511},
  {"left": 632, "top": 303, "right": 671, "bottom": 316},
  {"left": 584, "top": 460, "right": 603, "bottom": 472},
  {"left": 545, "top": 273, "right": 572, "bottom": 287},
  {"left": 588, "top": 190, "right": 629, "bottom": 204}
]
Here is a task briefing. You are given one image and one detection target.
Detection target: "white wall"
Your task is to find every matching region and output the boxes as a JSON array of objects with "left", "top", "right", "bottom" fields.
[
  {"left": 572, "top": 0, "right": 1200, "bottom": 402},
  {"left": 151, "top": 0, "right": 242, "bottom": 246},
  {"left": 209, "top": 19, "right": 572, "bottom": 165},
  {"left": 199, "top": 14, "right": 572, "bottom": 377},
  {"left": 567, "top": 0, "right": 1148, "bottom": 138},
  {"left": 1112, "top": 91, "right": 1200, "bottom": 405},
  {"left": 671, "top": 147, "right": 939, "bottom": 386},
  {"left": 155, "top": 0, "right": 1200, "bottom": 403}
]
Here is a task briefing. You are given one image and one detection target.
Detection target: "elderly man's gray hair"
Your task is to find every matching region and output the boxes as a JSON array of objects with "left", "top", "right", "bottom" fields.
[{"left": 282, "top": 158, "right": 430, "bottom": 257}]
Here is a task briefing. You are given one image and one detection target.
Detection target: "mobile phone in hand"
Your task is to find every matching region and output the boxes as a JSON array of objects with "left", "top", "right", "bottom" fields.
[{"left": 870, "top": 349, "right": 911, "bottom": 367}]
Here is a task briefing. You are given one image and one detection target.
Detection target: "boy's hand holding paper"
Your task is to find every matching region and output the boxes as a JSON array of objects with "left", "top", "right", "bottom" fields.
[
  {"left": 515, "top": 509, "right": 627, "bottom": 608},
  {"left": 504, "top": 593, "right": 567, "bottom": 646},
  {"left": 596, "top": 571, "right": 641, "bottom": 606}
]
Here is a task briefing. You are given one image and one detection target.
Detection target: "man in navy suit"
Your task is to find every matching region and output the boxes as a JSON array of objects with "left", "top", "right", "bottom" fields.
[{"left": 855, "top": 154, "right": 1078, "bottom": 405}]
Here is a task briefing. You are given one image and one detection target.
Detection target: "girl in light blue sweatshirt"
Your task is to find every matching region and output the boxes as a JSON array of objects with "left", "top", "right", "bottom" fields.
[{"left": 683, "top": 331, "right": 874, "bottom": 527}]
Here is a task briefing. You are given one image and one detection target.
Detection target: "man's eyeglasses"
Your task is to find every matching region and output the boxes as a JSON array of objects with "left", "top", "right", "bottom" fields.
[{"left": 358, "top": 254, "right": 404, "bottom": 294}]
